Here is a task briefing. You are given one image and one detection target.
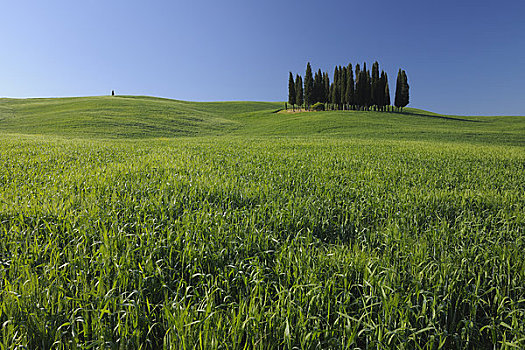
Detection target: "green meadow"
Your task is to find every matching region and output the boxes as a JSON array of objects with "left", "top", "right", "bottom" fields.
[{"left": 0, "top": 96, "right": 524, "bottom": 349}]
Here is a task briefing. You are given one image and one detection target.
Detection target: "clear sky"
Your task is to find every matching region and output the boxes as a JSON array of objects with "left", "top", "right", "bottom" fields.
[{"left": 1, "top": 0, "right": 524, "bottom": 116}]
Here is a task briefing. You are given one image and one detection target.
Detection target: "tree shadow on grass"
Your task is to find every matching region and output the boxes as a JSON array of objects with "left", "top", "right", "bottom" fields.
[{"left": 402, "top": 111, "right": 484, "bottom": 123}]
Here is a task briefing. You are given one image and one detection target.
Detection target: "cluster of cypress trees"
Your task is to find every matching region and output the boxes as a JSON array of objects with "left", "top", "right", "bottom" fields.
[{"left": 288, "top": 62, "right": 409, "bottom": 112}]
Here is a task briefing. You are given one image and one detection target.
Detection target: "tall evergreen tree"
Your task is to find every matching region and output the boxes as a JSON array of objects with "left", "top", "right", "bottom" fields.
[
  {"left": 340, "top": 66, "right": 347, "bottom": 108},
  {"left": 332, "top": 66, "right": 341, "bottom": 108},
  {"left": 358, "top": 70, "right": 367, "bottom": 109},
  {"left": 371, "top": 61, "right": 380, "bottom": 110},
  {"left": 394, "top": 68, "right": 403, "bottom": 109},
  {"left": 354, "top": 64, "right": 361, "bottom": 109},
  {"left": 288, "top": 72, "right": 296, "bottom": 109},
  {"left": 363, "top": 63, "right": 371, "bottom": 110},
  {"left": 323, "top": 72, "right": 330, "bottom": 104},
  {"left": 401, "top": 70, "right": 409, "bottom": 109},
  {"left": 304, "top": 62, "right": 314, "bottom": 108},
  {"left": 377, "top": 71, "right": 385, "bottom": 111},
  {"left": 312, "top": 70, "right": 318, "bottom": 103},
  {"left": 329, "top": 83, "right": 335, "bottom": 107},
  {"left": 395, "top": 69, "right": 409, "bottom": 111},
  {"left": 295, "top": 75, "right": 304, "bottom": 109},
  {"left": 356, "top": 63, "right": 370, "bottom": 110},
  {"left": 345, "top": 63, "right": 354, "bottom": 109},
  {"left": 384, "top": 72, "right": 391, "bottom": 111},
  {"left": 395, "top": 69, "right": 402, "bottom": 110},
  {"left": 313, "top": 69, "right": 323, "bottom": 104}
]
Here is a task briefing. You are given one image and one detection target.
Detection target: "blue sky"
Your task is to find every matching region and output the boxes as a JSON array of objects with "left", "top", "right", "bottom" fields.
[{"left": 0, "top": 0, "right": 524, "bottom": 115}]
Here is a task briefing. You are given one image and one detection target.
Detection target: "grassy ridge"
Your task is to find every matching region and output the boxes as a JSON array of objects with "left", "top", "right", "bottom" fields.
[
  {"left": 233, "top": 109, "right": 525, "bottom": 146},
  {"left": 0, "top": 96, "right": 281, "bottom": 138},
  {"left": 1, "top": 96, "right": 524, "bottom": 145},
  {"left": 0, "top": 97, "right": 524, "bottom": 348}
]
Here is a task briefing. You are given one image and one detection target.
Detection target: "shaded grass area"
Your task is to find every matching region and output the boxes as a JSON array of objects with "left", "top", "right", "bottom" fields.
[{"left": 0, "top": 135, "right": 524, "bottom": 348}]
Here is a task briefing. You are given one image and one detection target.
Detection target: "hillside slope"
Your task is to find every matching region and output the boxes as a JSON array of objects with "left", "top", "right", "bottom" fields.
[
  {"left": 233, "top": 108, "right": 525, "bottom": 146},
  {"left": 0, "top": 96, "right": 281, "bottom": 138},
  {"left": 0, "top": 96, "right": 523, "bottom": 145}
]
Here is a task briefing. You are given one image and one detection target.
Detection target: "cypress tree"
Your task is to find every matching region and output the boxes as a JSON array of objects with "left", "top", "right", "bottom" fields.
[
  {"left": 332, "top": 66, "right": 340, "bottom": 108},
  {"left": 358, "top": 70, "right": 367, "bottom": 109},
  {"left": 340, "top": 66, "right": 346, "bottom": 109},
  {"left": 401, "top": 70, "right": 409, "bottom": 110},
  {"left": 313, "top": 69, "right": 323, "bottom": 104},
  {"left": 346, "top": 63, "right": 355, "bottom": 109},
  {"left": 384, "top": 72, "right": 391, "bottom": 111},
  {"left": 304, "top": 62, "right": 314, "bottom": 109},
  {"left": 377, "top": 71, "right": 385, "bottom": 111},
  {"left": 395, "top": 69, "right": 402, "bottom": 111},
  {"left": 296, "top": 75, "right": 304, "bottom": 109},
  {"left": 323, "top": 72, "right": 330, "bottom": 104},
  {"left": 340, "top": 66, "right": 347, "bottom": 109},
  {"left": 312, "top": 70, "right": 318, "bottom": 103},
  {"left": 371, "top": 61, "right": 380, "bottom": 110},
  {"left": 318, "top": 69, "right": 324, "bottom": 102},
  {"left": 356, "top": 63, "right": 370, "bottom": 110},
  {"left": 394, "top": 68, "right": 409, "bottom": 111},
  {"left": 329, "top": 83, "right": 334, "bottom": 108},
  {"left": 394, "top": 69, "right": 409, "bottom": 111},
  {"left": 288, "top": 72, "right": 296, "bottom": 109},
  {"left": 355, "top": 64, "right": 361, "bottom": 110},
  {"left": 345, "top": 63, "right": 354, "bottom": 110},
  {"left": 331, "top": 66, "right": 339, "bottom": 108},
  {"left": 363, "top": 63, "right": 371, "bottom": 110}
]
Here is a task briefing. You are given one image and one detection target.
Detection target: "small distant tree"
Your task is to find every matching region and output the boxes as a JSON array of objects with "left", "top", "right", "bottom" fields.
[
  {"left": 296, "top": 75, "right": 304, "bottom": 110},
  {"left": 288, "top": 72, "right": 296, "bottom": 110},
  {"left": 111, "top": 90, "right": 115, "bottom": 96}
]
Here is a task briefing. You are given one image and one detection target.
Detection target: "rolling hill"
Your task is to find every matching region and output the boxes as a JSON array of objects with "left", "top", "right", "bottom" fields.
[{"left": 0, "top": 95, "right": 524, "bottom": 145}]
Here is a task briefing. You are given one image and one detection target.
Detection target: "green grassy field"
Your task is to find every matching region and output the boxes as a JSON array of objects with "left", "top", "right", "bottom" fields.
[{"left": 0, "top": 96, "right": 524, "bottom": 349}]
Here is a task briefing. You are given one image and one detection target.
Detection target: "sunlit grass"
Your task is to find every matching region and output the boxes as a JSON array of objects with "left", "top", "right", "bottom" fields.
[
  {"left": 0, "top": 134, "right": 523, "bottom": 348},
  {"left": 1, "top": 96, "right": 524, "bottom": 146}
]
